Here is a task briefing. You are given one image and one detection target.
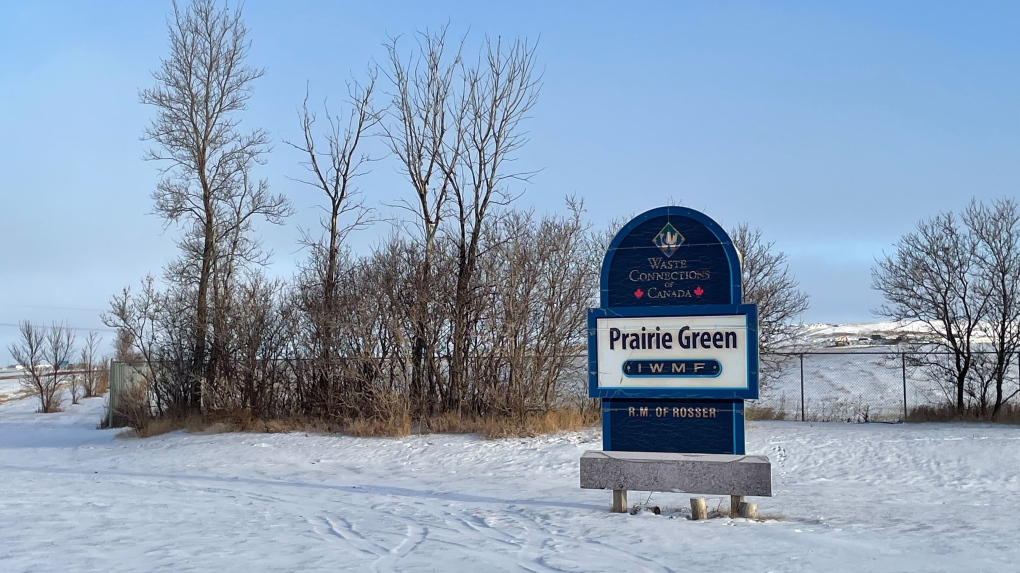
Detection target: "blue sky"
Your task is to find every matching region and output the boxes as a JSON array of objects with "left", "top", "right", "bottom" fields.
[{"left": 1, "top": 1, "right": 1018, "bottom": 362}]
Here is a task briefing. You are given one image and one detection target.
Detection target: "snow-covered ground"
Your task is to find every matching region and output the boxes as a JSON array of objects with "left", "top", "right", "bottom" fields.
[{"left": 2, "top": 389, "right": 1019, "bottom": 572}]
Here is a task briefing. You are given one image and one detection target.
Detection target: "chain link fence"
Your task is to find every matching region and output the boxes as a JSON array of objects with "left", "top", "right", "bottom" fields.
[{"left": 755, "top": 350, "right": 1020, "bottom": 422}]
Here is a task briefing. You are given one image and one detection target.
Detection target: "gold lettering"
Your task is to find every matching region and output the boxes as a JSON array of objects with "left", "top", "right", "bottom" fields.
[
  {"left": 639, "top": 407, "right": 649, "bottom": 417},
  {"left": 628, "top": 407, "right": 635, "bottom": 416},
  {"left": 710, "top": 408, "right": 717, "bottom": 418},
  {"left": 673, "top": 407, "right": 680, "bottom": 417}
]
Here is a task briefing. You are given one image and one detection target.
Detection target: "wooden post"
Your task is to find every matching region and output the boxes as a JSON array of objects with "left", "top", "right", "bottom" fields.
[
  {"left": 690, "top": 497, "right": 707, "bottom": 520},
  {"left": 737, "top": 501, "right": 758, "bottom": 519},
  {"left": 730, "top": 495, "right": 744, "bottom": 518},
  {"left": 611, "top": 490, "right": 627, "bottom": 513}
]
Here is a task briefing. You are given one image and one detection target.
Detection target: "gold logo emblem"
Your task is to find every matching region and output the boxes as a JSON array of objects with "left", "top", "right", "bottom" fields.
[{"left": 653, "top": 222, "right": 684, "bottom": 257}]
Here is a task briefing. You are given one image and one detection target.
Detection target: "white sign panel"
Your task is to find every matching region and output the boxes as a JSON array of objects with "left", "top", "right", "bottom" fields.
[{"left": 596, "top": 315, "right": 750, "bottom": 389}]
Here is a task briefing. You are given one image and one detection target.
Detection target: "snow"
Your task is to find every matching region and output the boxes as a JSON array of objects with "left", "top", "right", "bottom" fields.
[
  {"left": 2, "top": 389, "right": 1019, "bottom": 572},
  {"left": 0, "top": 368, "right": 26, "bottom": 400}
]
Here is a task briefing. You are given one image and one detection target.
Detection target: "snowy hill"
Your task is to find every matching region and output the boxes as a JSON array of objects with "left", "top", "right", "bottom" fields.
[{"left": 789, "top": 320, "right": 932, "bottom": 350}]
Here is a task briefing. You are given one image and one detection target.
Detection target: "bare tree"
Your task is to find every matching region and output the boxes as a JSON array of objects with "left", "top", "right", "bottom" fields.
[
  {"left": 287, "top": 74, "right": 381, "bottom": 413},
  {"left": 444, "top": 36, "right": 541, "bottom": 413},
  {"left": 140, "top": 0, "right": 289, "bottom": 409},
  {"left": 383, "top": 27, "right": 464, "bottom": 415},
  {"left": 9, "top": 322, "right": 50, "bottom": 411},
  {"left": 8, "top": 321, "right": 75, "bottom": 413},
  {"left": 731, "top": 224, "right": 810, "bottom": 384},
  {"left": 964, "top": 198, "right": 1020, "bottom": 416},
  {"left": 79, "top": 331, "right": 103, "bottom": 398},
  {"left": 872, "top": 211, "right": 989, "bottom": 412}
]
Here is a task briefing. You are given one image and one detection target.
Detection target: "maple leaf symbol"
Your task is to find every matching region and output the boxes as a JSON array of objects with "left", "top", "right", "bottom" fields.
[
  {"left": 694, "top": 286, "right": 704, "bottom": 297},
  {"left": 634, "top": 288, "right": 644, "bottom": 299}
]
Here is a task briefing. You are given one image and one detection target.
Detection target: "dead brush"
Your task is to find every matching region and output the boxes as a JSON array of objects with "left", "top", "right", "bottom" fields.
[
  {"left": 908, "top": 403, "right": 1020, "bottom": 423},
  {"left": 126, "top": 412, "right": 206, "bottom": 438},
  {"left": 414, "top": 408, "right": 598, "bottom": 439},
  {"left": 92, "top": 363, "right": 111, "bottom": 396},
  {"left": 346, "top": 414, "right": 411, "bottom": 437},
  {"left": 745, "top": 404, "right": 789, "bottom": 421}
]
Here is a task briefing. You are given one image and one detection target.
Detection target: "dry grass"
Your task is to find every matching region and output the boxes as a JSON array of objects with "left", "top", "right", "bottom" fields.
[
  {"left": 745, "top": 404, "right": 790, "bottom": 421},
  {"left": 93, "top": 367, "right": 110, "bottom": 397},
  {"left": 419, "top": 408, "right": 598, "bottom": 438},
  {"left": 907, "top": 403, "right": 1020, "bottom": 424},
  {"left": 122, "top": 413, "right": 208, "bottom": 438},
  {"left": 117, "top": 409, "right": 345, "bottom": 439},
  {"left": 347, "top": 414, "right": 412, "bottom": 437},
  {"left": 111, "top": 398, "right": 598, "bottom": 440}
]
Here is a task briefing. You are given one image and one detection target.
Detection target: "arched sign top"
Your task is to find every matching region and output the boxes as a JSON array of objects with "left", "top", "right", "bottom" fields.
[{"left": 600, "top": 206, "right": 742, "bottom": 308}]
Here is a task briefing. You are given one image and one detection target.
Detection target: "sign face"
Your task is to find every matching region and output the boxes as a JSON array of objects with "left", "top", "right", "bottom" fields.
[
  {"left": 588, "top": 306, "right": 759, "bottom": 400},
  {"left": 601, "top": 210, "right": 740, "bottom": 308},
  {"left": 602, "top": 398, "right": 745, "bottom": 455},
  {"left": 595, "top": 314, "right": 750, "bottom": 391}
]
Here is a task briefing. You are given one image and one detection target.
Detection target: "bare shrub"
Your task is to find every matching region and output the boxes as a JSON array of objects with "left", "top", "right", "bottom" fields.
[
  {"left": 8, "top": 321, "right": 75, "bottom": 413},
  {"left": 477, "top": 200, "right": 599, "bottom": 418},
  {"left": 68, "top": 371, "right": 82, "bottom": 406}
]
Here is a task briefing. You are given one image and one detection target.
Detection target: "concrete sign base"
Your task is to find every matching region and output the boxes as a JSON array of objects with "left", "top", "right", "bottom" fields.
[{"left": 579, "top": 450, "right": 772, "bottom": 497}]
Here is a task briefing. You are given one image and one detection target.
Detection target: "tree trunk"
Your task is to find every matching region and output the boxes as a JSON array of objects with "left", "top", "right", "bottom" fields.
[{"left": 193, "top": 185, "right": 215, "bottom": 411}]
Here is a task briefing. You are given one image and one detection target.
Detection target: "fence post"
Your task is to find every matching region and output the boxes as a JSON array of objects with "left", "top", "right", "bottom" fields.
[
  {"left": 107, "top": 360, "right": 117, "bottom": 429},
  {"left": 799, "top": 353, "right": 805, "bottom": 422},
  {"left": 902, "top": 352, "right": 908, "bottom": 422}
]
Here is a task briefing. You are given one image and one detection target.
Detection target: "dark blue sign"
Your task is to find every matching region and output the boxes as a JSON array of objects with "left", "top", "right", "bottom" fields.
[
  {"left": 600, "top": 208, "right": 742, "bottom": 308},
  {"left": 591, "top": 206, "right": 758, "bottom": 455},
  {"left": 602, "top": 399, "right": 745, "bottom": 455}
]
